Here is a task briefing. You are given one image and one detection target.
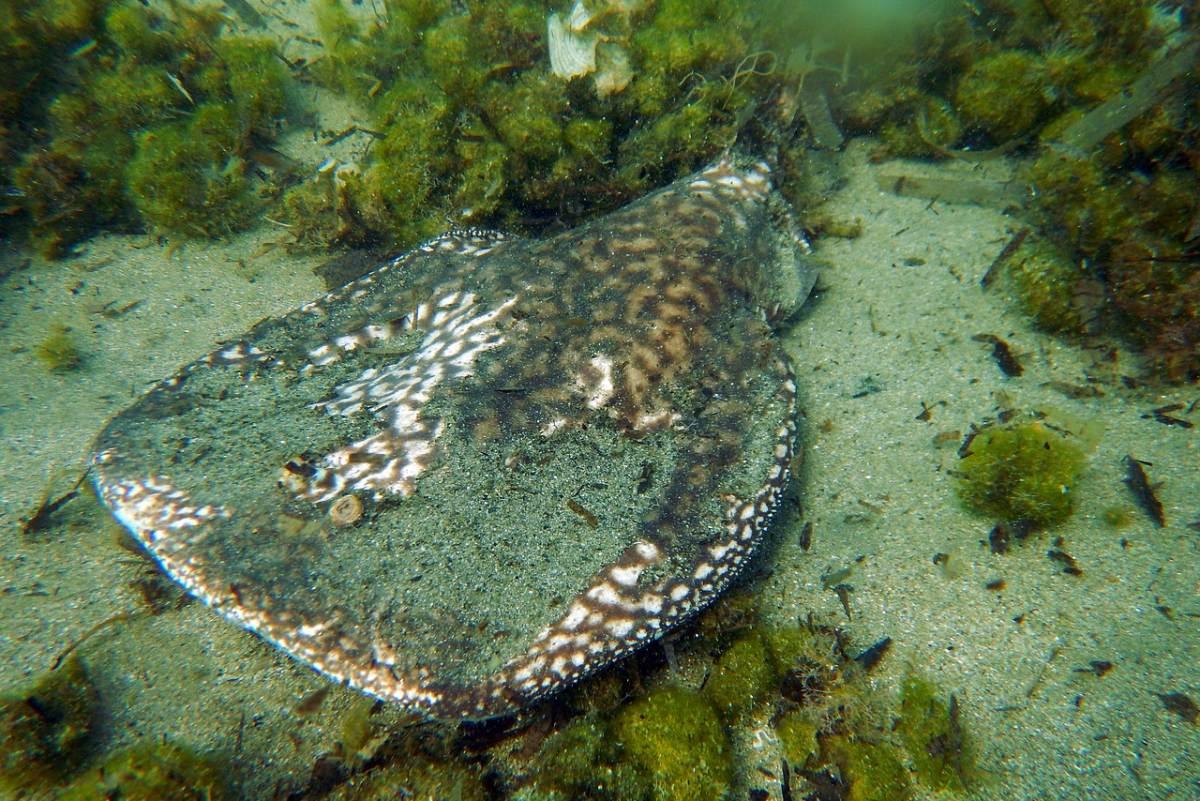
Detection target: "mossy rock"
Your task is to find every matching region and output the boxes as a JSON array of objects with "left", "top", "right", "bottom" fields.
[
  {"left": 58, "top": 741, "right": 230, "bottom": 801},
  {"left": 1024, "top": 150, "right": 1145, "bottom": 255},
  {"left": 1040, "top": 0, "right": 1150, "bottom": 56},
  {"left": 773, "top": 709, "right": 819, "bottom": 769},
  {"left": 880, "top": 95, "right": 962, "bottom": 158},
  {"left": 126, "top": 103, "right": 258, "bottom": 238},
  {"left": 0, "top": 655, "right": 97, "bottom": 795},
  {"left": 4, "top": 0, "right": 293, "bottom": 256},
  {"left": 217, "top": 37, "right": 290, "bottom": 131},
  {"left": 324, "top": 757, "right": 486, "bottom": 801},
  {"left": 702, "top": 629, "right": 777, "bottom": 721},
  {"left": 1005, "top": 237, "right": 1090, "bottom": 334},
  {"left": 481, "top": 72, "right": 566, "bottom": 164},
  {"left": 955, "top": 50, "right": 1048, "bottom": 142},
  {"left": 821, "top": 734, "right": 912, "bottom": 801},
  {"left": 104, "top": 1, "right": 175, "bottom": 62},
  {"left": 956, "top": 419, "right": 1089, "bottom": 529},
  {"left": 760, "top": 622, "right": 837, "bottom": 675},
  {"left": 294, "top": 0, "right": 767, "bottom": 253},
  {"left": 528, "top": 714, "right": 651, "bottom": 801},
  {"left": 613, "top": 685, "right": 732, "bottom": 801}
]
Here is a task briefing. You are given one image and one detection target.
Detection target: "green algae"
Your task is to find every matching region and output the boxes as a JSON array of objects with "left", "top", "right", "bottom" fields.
[
  {"left": 57, "top": 741, "right": 230, "bottom": 801},
  {"left": 956, "top": 418, "right": 1091, "bottom": 530},
  {"left": 527, "top": 714, "right": 651, "bottom": 801},
  {"left": 880, "top": 95, "right": 962, "bottom": 158},
  {"left": 1003, "top": 236, "right": 1091, "bottom": 335},
  {"left": 126, "top": 103, "right": 259, "bottom": 238},
  {"left": 291, "top": 0, "right": 768, "bottom": 252},
  {"left": 4, "top": 0, "right": 1198, "bottom": 392},
  {"left": 773, "top": 709, "right": 819, "bottom": 768},
  {"left": 1104, "top": 506, "right": 1136, "bottom": 529},
  {"left": 356, "top": 610, "right": 979, "bottom": 801},
  {"left": 955, "top": 50, "right": 1048, "bottom": 142},
  {"left": 325, "top": 757, "right": 487, "bottom": 801},
  {"left": 613, "top": 685, "right": 732, "bottom": 801},
  {"left": 762, "top": 621, "right": 839, "bottom": 675},
  {"left": 702, "top": 629, "right": 777, "bottom": 721},
  {"left": 896, "top": 673, "right": 977, "bottom": 792},
  {"left": 779, "top": 0, "right": 1200, "bottom": 385},
  {"left": 4, "top": 0, "right": 291, "bottom": 256},
  {"left": 0, "top": 655, "right": 97, "bottom": 796},
  {"left": 822, "top": 735, "right": 913, "bottom": 801},
  {"left": 34, "top": 323, "right": 84, "bottom": 371},
  {"left": 1040, "top": 0, "right": 1152, "bottom": 56},
  {"left": 1024, "top": 150, "right": 1144, "bottom": 259}
]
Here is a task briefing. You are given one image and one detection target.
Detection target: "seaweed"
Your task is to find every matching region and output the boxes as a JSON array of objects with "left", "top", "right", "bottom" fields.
[
  {"left": 0, "top": 655, "right": 98, "bottom": 796},
  {"left": 896, "top": 673, "right": 977, "bottom": 792},
  {"left": 956, "top": 416, "right": 1095, "bottom": 532},
  {"left": 34, "top": 323, "right": 84, "bottom": 371},
  {"left": 526, "top": 713, "right": 652, "bottom": 801},
  {"left": 955, "top": 50, "right": 1050, "bottom": 142},
  {"left": 1052, "top": 39, "right": 1199, "bottom": 152},
  {"left": 57, "top": 741, "right": 231, "bottom": 801},
  {"left": 288, "top": 0, "right": 771, "bottom": 253},
  {"left": 5, "top": 1, "right": 292, "bottom": 256},
  {"left": 702, "top": 629, "right": 777, "bottom": 721},
  {"left": 613, "top": 685, "right": 733, "bottom": 801}
]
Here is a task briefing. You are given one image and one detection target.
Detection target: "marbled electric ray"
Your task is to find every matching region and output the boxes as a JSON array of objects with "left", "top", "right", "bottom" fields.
[{"left": 92, "top": 156, "right": 817, "bottom": 719}]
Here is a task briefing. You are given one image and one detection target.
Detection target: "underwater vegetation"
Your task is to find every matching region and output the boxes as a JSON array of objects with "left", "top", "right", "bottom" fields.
[
  {"left": 826, "top": 0, "right": 1200, "bottom": 383},
  {"left": 26, "top": 590, "right": 969, "bottom": 801},
  {"left": 612, "top": 685, "right": 732, "bottom": 801},
  {"left": 1, "top": 0, "right": 793, "bottom": 257},
  {"left": 492, "top": 606, "right": 977, "bottom": 801},
  {"left": 33, "top": 323, "right": 84, "bottom": 371},
  {"left": 0, "top": 655, "right": 97, "bottom": 796},
  {"left": 57, "top": 741, "right": 231, "bottom": 801},
  {"left": 283, "top": 0, "right": 773, "bottom": 251},
  {"left": 1, "top": 0, "right": 291, "bottom": 257},
  {"left": 2, "top": 0, "right": 1196, "bottom": 382},
  {"left": 956, "top": 414, "right": 1098, "bottom": 532},
  {"left": 895, "top": 673, "right": 976, "bottom": 793},
  {"left": 0, "top": 654, "right": 235, "bottom": 800},
  {"left": 0, "top": 569, "right": 980, "bottom": 800}
]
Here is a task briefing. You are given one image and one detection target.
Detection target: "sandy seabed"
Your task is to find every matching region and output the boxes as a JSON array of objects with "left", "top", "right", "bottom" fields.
[{"left": 0, "top": 138, "right": 1196, "bottom": 800}]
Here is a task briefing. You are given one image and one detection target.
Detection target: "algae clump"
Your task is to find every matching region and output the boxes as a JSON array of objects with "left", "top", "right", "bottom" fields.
[
  {"left": 126, "top": 103, "right": 258, "bottom": 238},
  {"left": 1003, "top": 236, "right": 1091, "bottom": 334},
  {"left": 323, "top": 756, "right": 486, "bottom": 801},
  {"left": 822, "top": 734, "right": 913, "bottom": 801},
  {"left": 613, "top": 685, "right": 732, "bottom": 801},
  {"left": 295, "top": 0, "right": 765, "bottom": 252},
  {"left": 58, "top": 741, "right": 230, "bottom": 801},
  {"left": 7, "top": 1, "right": 291, "bottom": 255},
  {"left": 35, "top": 323, "right": 85, "bottom": 372},
  {"left": 955, "top": 50, "right": 1048, "bottom": 142},
  {"left": 773, "top": 709, "right": 819, "bottom": 769},
  {"left": 956, "top": 418, "right": 1091, "bottom": 529},
  {"left": 527, "top": 713, "right": 651, "bottom": 801},
  {"left": 0, "top": 654, "right": 97, "bottom": 795},
  {"left": 896, "top": 673, "right": 977, "bottom": 792},
  {"left": 702, "top": 629, "right": 777, "bottom": 721}
]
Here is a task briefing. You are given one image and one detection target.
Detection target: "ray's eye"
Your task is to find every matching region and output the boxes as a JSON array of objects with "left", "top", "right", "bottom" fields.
[{"left": 283, "top": 459, "right": 316, "bottom": 478}]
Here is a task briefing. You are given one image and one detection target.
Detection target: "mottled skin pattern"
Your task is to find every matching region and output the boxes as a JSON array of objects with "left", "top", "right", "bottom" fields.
[{"left": 92, "top": 157, "right": 815, "bottom": 719}]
